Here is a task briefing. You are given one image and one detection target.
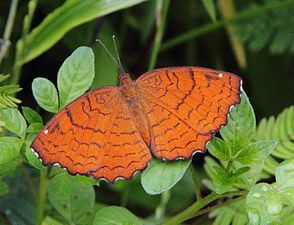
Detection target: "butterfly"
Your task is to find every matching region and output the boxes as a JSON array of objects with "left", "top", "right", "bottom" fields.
[{"left": 31, "top": 66, "right": 242, "bottom": 183}]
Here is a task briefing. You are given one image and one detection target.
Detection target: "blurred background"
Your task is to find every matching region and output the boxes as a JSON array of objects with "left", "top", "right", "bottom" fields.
[{"left": 0, "top": 0, "right": 293, "bottom": 224}]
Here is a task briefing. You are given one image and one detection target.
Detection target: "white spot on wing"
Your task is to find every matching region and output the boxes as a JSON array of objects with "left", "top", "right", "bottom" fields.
[
  {"left": 44, "top": 129, "right": 48, "bottom": 134},
  {"left": 218, "top": 73, "right": 223, "bottom": 77}
]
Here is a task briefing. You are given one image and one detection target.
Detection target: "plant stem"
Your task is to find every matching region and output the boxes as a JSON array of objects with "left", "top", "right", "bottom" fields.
[
  {"left": 161, "top": 0, "right": 293, "bottom": 51},
  {"left": 189, "top": 164, "right": 202, "bottom": 200},
  {"left": 162, "top": 192, "right": 220, "bottom": 225},
  {"left": 36, "top": 169, "right": 48, "bottom": 225},
  {"left": 218, "top": 0, "right": 247, "bottom": 69},
  {"left": 192, "top": 195, "right": 246, "bottom": 219},
  {"left": 161, "top": 191, "right": 244, "bottom": 225},
  {"left": 11, "top": 0, "right": 38, "bottom": 85},
  {"left": 0, "top": 0, "right": 19, "bottom": 66},
  {"left": 155, "top": 190, "right": 170, "bottom": 220},
  {"left": 148, "top": 0, "right": 170, "bottom": 70},
  {"left": 225, "top": 160, "right": 233, "bottom": 173}
]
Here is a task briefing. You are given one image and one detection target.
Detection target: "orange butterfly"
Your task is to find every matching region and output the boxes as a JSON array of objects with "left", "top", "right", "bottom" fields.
[{"left": 31, "top": 67, "right": 242, "bottom": 183}]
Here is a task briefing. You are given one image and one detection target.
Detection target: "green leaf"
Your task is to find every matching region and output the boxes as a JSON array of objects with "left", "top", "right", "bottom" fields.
[
  {"left": 26, "top": 123, "right": 43, "bottom": 134},
  {"left": 246, "top": 183, "right": 283, "bottom": 225},
  {"left": 32, "top": 78, "right": 59, "bottom": 113},
  {"left": 210, "top": 165, "right": 239, "bottom": 194},
  {"left": 237, "top": 1, "right": 294, "bottom": 55},
  {"left": 208, "top": 137, "right": 231, "bottom": 161},
  {"left": 141, "top": 159, "right": 191, "bottom": 195},
  {"left": 0, "top": 108, "right": 27, "bottom": 138},
  {"left": 275, "top": 158, "right": 294, "bottom": 206},
  {"left": 74, "top": 175, "right": 100, "bottom": 186},
  {"left": 93, "top": 206, "right": 142, "bottom": 225},
  {"left": 233, "top": 166, "right": 250, "bottom": 177},
  {"left": 57, "top": 47, "right": 94, "bottom": 108},
  {"left": 220, "top": 92, "right": 256, "bottom": 154},
  {"left": 234, "top": 141, "right": 276, "bottom": 189},
  {"left": 17, "top": 0, "right": 148, "bottom": 64},
  {"left": 235, "top": 141, "right": 277, "bottom": 165},
  {"left": 22, "top": 106, "right": 43, "bottom": 124},
  {"left": 0, "top": 75, "right": 22, "bottom": 108},
  {"left": 25, "top": 133, "right": 44, "bottom": 170},
  {"left": 255, "top": 105, "right": 294, "bottom": 175},
  {"left": 201, "top": 0, "right": 217, "bottom": 22},
  {"left": 0, "top": 161, "right": 19, "bottom": 176},
  {"left": 48, "top": 172, "right": 95, "bottom": 224},
  {"left": 41, "top": 216, "right": 63, "bottom": 225},
  {"left": 0, "top": 137, "right": 23, "bottom": 164},
  {"left": 0, "top": 180, "right": 9, "bottom": 197}
]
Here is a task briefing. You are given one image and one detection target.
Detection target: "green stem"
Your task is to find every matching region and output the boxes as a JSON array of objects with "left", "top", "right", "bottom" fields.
[
  {"left": 148, "top": 0, "right": 170, "bottom": 70},
  {"left": 11, "top": 0, "right": 38, "bottom": 85},
  {"left": 191, "top": 195, "right": 246, "bottom": 219},
  {"left": 0, "top": 0, "right": 19, "bottom": 66},
  {"left": 161, "top": 0, "right": 293, "bottom": 51},
  {"left": 162, "top": 192, "right": 220, "bottom": 225},
  {"left": 189, "top": 164, "right": 202, "bottom": 200},
  {"left": 162, "top": 191, "right": 244, "bottom": 225},
  {"left": 225, "top": 160, "right": 233, "bottom": 173},
  {"left": 36, "top": 169, "right": 48, "bottom": 225},
  {"left": 155, "top": 191, "right": 170, "bottom": 220}
]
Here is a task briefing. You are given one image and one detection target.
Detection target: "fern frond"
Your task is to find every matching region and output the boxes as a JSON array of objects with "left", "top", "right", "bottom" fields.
[
  {"left": 236, "top": 0, "right": 294, "bottom": 54},
  {"left": 0, "top": 74, "right": 22, "bottom": 108},
  {"left": 255, "top": 105, "right": 294, "bottom": 175}
]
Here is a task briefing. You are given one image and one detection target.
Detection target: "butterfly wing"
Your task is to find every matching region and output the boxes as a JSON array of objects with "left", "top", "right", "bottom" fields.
[
  {"left": 31, "top": 86, "right": 151, "bottom": 183},
  {"left": 136, "top": 67, "right": 242, "bottom": 160}
]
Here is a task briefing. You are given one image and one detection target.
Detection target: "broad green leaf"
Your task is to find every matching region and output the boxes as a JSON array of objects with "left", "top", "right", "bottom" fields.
[
  {"left": 201, "top": 0, "right": 217, "bottom": 22},
  {"left": 235, "top": 141, "right": 276, "bottom": 189},
  {"left": 25, "top": 133, "right": 44, "bottom": 170},
  {"left": 235, "top": 141, "right": 277, "bottom": 165},
  {"left": 0, "top": 180, "right": 9, "bottom": 197},
  {"left": 92, "top": 23, "right": 118, "bottom": 88},
  {"left": 0, "top": 108, "right": 27, "bottom": 138},
  {"left": 22, "top": 106, "right": 43, "bottom": 124},
  {"left": 0, "top": 160, "right": 19, "bottom": 176},
  {"left": 246, "top": 183, "right": 282, "bottom": 225},
  {"left": 57, "top": 47, "right": 94, "bottom": 107},
  {"left": 220, "top": 92, "right": 256, "bottom": 154},
  {"left": 208, "top": 137, "right": 231, "bottom": 161},
  {"left": 48, "top": 172, "right": 95, "bottom": 224},
  {"left": 17, "top": 0, "right": 148, "bottom": 64},
  {"left": 0, "top": 137, "right": 23, "bottom": 164},
  {"left": 26, "top": 123, "right": 43, "bottom": 134},
  {"left": 141, "top": 159, "right": 191, "bottom": 195},
  {"left": 32, "top": 78, "right": 59, "bottom": 113},
  {"left": 74, "top": 175, "right": 100, "bottom": 186},
  {"left": 93, "top": 206, "right": 141, "bottom": 225},
  {"left": 41, "top": 216, "right": 63, "bottom": 225},
  {"left": 275, "top": 158, "right": 294, "bottom": 206}
]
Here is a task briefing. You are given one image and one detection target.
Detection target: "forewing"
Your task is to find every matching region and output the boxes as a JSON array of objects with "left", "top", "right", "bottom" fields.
[
  {"left": 136, "top": 67, "right": 242, "bottom": 160},
  {"left": 31, "top": 86, "right": 151, "bottom": 183}
]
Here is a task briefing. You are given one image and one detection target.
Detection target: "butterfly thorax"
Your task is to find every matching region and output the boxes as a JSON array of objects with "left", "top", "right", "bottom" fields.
[
  {"left": 118, "top": 73, "right": 151, "bottom": 146},
  {"left": 119, "top": 73, "right": 137, "bottom": 101}
]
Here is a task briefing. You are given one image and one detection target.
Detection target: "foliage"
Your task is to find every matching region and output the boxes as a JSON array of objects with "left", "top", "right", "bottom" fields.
[
  {"left": 0, "top": 74, "right": 21, "bottom": 108},
  {"left": 0, "top": 0, "right": 292, "bottom": 225},
  {"left": 255, "top": 106, "right": 294, "bottom": 175},
  {"left": 237, "top": 0, "right": 294, "bottom": 54}
]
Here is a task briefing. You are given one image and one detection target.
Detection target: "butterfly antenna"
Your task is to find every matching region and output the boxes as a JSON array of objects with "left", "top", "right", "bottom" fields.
[
  {"left": 112, "top": 35, "right": 124, "bottom": 74},
  {"left": 95, "top": 38, "right": 122, "bottom": 73}
]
